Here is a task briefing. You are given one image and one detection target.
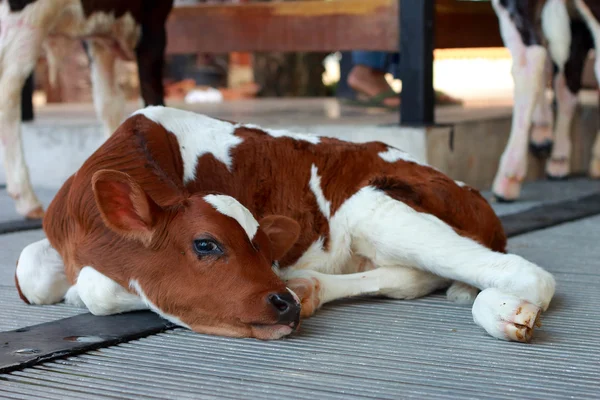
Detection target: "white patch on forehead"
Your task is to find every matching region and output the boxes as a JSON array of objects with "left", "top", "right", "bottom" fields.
[
  {"left": 129, "top": 280, "right": 192, "bottom": 329},
  {"left": 204, "top": 194, "right": 259, "bottom": 240},
  {"left": 309, "top": 164, "right": 331, "bottom": 219},
  {"left": 235, "top": 123, "right": 320, "bottom": 144},
  {"left": 378, "top": 147, "right": 426, "bottom": 166},
  {"left": 134, "top": 106, "right": 243, "bottom": 182},
  {"left": 455, "top": 180, "right": 466, "bottom": 188}
]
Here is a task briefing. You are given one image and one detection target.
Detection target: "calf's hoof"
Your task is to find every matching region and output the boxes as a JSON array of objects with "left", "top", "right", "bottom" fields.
[
  {"left": 446, "top": 281, "right": 479, "bottom": 304},
  {"left": 25, "top": 207, "right": 44, "bottom": 220},
  {"left": 492, "top": 176, "right": 522, "bottom": 203},
  {"left": 285, "top": 276, "right": 321, "bottom": 319},
  {"left": 545, "top": 157, "right": 570, "bottom": 180},
  {"left": 472, "top": 288, "right": 543, "bottom": 343}
]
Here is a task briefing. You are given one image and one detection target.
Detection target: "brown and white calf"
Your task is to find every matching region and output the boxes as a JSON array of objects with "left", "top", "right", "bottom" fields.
[
  {"left": 15, "top": 106, "right": 556, "bottom": 342},
  {"left": 491, "top": 0, "right": 600, "bottom": 201},
  {"left": 0, "top": 0, "right": 173, "bottom": 219}
]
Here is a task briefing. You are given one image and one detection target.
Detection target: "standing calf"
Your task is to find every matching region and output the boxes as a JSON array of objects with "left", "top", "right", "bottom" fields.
[
  {"left": 15, "top": 106, "right": 556, "bottom": 342},
  {"left": 491, "top": 0, "right": 600, "bottom": 201},
  {"left": 0, "top": 0, "right": 173, "bottom": 218}
]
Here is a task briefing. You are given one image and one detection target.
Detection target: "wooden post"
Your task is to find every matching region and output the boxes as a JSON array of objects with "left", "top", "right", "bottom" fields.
[{"left": 399, "top": 0, "right": 435, "bottom": 126}]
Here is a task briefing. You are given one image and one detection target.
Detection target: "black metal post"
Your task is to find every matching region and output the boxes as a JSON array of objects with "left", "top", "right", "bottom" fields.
[
  {"left": 399, "top": 0, "right": 435, "bottom": 126},
  {"left": 335, "top": 51, "right": 355, "bottom": 100},
  {"left": 21, "top": 73, "right": 34, "bottom": 122}
]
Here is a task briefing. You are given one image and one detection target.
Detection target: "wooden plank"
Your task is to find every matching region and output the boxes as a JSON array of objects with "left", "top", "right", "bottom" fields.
[
  {"left": 166, "top": 0, "right": 398, "bottom": 54},
  {"left": 435, "top": 0, "right": 503, "bottom": 49},
  {"left": 165, "top": 0, "right": 502, "bottom": 54}
]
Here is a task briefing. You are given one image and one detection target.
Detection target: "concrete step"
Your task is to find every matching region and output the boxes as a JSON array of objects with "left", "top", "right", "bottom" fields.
[{"left": 0, "top": 96, "right": 597, "bottom": 194}]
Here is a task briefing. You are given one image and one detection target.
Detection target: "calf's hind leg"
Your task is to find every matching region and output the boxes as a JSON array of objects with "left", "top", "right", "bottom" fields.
[
  {"left": 15, "top": 239, "right": 70, "bottom": 305},
  {"left": 288, "top": 188, "right": 555, "bottom": 342},
  {"left": 358, "top": 189, "right": 555, "bottom": 342}
]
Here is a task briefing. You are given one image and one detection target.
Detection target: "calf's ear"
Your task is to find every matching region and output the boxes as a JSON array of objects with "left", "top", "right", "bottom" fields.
[
  {"left": 259, "top": 215, "right": 301, "bottom": 261},
  {"left": 92, "top": 169, "right": 159, "bottom": 245}
]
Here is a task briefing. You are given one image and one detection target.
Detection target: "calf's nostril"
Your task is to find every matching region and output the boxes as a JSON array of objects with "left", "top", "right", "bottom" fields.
[{"left": 268, "top": 294, "right": 290, "bottom": 313}]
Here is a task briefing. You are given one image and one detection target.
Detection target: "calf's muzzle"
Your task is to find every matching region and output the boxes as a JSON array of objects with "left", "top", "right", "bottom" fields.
[{"left": 268, "top": 292, "right": 301, "bottom": 327}]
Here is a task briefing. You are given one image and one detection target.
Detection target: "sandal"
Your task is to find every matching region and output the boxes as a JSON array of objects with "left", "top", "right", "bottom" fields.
[
  {"left": 435, "top": 90, "right": 463, "bottom": 106},
  {"left": 343, "top": 89, "right": 463, "bottom": 110},
  {"left": 343, "top": 89, "right": 399, "bottom": 110}
]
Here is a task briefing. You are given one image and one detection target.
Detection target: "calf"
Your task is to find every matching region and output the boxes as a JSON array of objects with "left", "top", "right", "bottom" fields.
[
  {"left": 491, "top": 0, "right": 600, "bottom": 201},
  {"left": 0, "top": 0, "right": 173, "bottom": 219},
  {"left": 15, "top": 106, "right": 556, "bottom": 342}
]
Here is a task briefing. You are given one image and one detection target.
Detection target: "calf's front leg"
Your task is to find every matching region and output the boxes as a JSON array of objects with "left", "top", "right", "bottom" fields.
[
  {"left": 0, "top": 16, "right": 44, "bottom": 218},
  {"left": 282, "top": 266, "right": 449, "bottom": 318}
]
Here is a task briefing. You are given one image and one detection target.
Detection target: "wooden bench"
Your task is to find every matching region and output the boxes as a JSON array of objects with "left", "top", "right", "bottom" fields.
[
  {"left": 165, "top": 0, "right": 501, "bottom": 54},
  {"left": 164, "top": 0, "right": 501, "bottom": 126}
]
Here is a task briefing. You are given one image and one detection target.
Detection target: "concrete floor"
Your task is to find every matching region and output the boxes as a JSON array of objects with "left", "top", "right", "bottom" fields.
[{"left": 4, "top": 94, "right": 598, "bottom": 193}]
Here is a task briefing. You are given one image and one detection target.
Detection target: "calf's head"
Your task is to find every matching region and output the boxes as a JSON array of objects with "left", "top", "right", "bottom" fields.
[{"left": 92, "top": 169, "right": 301, "bottom": 339}]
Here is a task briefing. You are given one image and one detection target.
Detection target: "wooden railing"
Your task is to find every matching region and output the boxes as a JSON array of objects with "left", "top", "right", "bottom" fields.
[{"left": 165, "top": 0, "right": 502, "bottom": 54}]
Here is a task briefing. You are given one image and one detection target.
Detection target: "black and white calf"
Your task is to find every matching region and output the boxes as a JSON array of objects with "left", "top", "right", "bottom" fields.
[
  {"left": 491, "top": 0, "right": 600, "bottom": 201},
  {"left": 0, "top": 0, "right": 173, "bottom": 218}
]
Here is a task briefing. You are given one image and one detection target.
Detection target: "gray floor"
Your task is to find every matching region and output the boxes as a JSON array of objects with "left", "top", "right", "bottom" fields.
[
  {"left": 483, "top": 177, "right": 600, "bottom": 216},
  {"left": 0, "top": 187, "right": 57, "bottom": 224},
  {"left": 1, "top": 214, "right": 599, "bottom": 398}
]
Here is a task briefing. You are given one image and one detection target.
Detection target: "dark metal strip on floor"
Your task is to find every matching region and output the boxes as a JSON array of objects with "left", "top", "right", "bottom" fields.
[
  {"left": 0, "top": 312, "right": 174, "bottom": 374},
  {"left": 500, "top": 192, "right": 600, "bottom": 237},
  {"left": 0, "top": 219, "right": 42, "bottom": 235},
  {"left": 0, "top": 191, "right": 599, "bottom": 375}
]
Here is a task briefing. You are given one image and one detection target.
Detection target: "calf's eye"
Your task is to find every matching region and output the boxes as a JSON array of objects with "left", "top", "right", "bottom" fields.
[{"left": 193, "top": 239, "right": 223, "bottom": 256}]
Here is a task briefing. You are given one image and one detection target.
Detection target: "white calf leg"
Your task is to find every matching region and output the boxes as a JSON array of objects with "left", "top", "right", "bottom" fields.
[
  {"left": 88, "top": 41, "right": 124, "bottom": 137},
  {"left": 574, "top": 0, "right": 600, "bottom": 177},
  {"left": 282, "top": 266, "right": 449, "bottom": 317},
  {"left": 529, "top": 65, "right": 554, "bottom": 157},
  {"left": 546, "top": 71, "right": 577, "bottom": 178},
  {"left": 74, "top": 266, "right": 147, "bottom": 316},
  {"left": 16, "top": 239, "right": 69, "bottom": 305},
  {"left": 446, "top": 281, "right": 480, "bottom": 304},
  {"left": 353, "top": 188, "right": 555, "bottom": 342},
  {"left": 0, "top": 10, "right": 45, "bottom": 218},
  {"left": 491, "top": 0, "right": 548, "bottom": 200},
  {"left": 492, "top": 45, "right": 547, "bottom": 199}
]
